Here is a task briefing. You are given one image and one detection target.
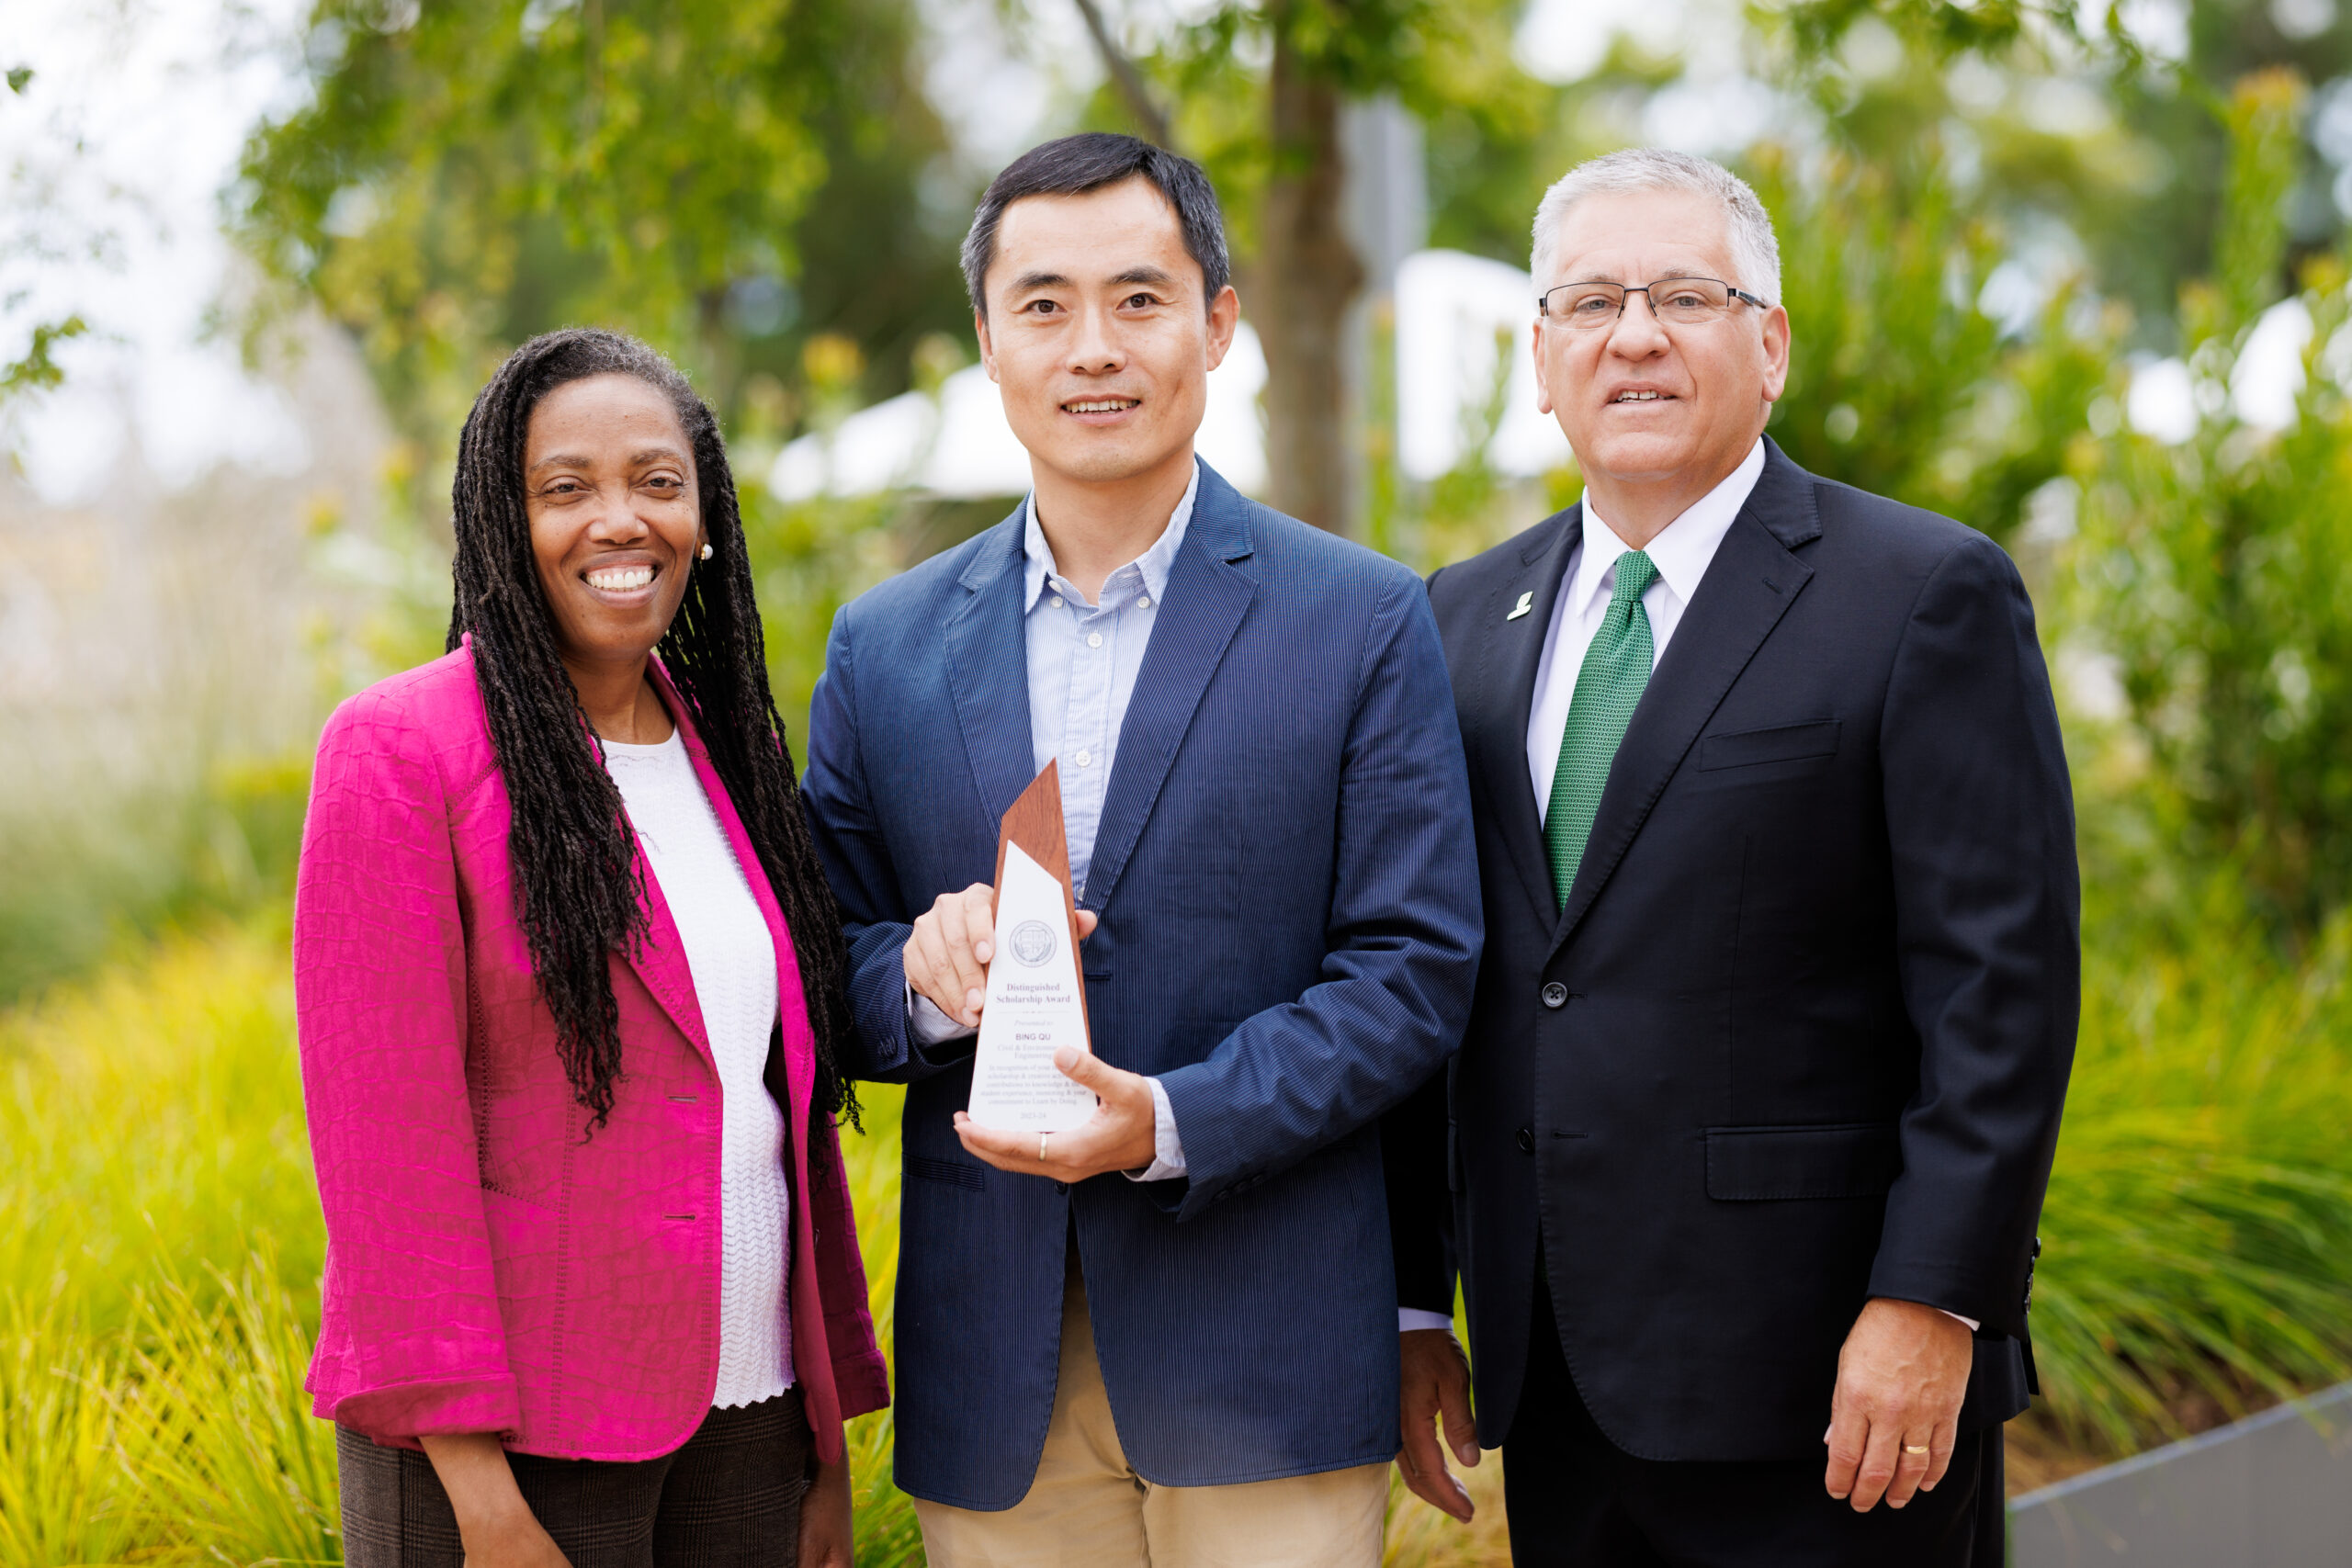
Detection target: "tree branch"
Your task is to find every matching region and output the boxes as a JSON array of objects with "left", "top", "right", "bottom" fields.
[
  {"left": 1, "top": 316, "right": 86, "bottom": 403},
  {"left": 1071, "top": 0, "right": 1176, "bottom": 149}
]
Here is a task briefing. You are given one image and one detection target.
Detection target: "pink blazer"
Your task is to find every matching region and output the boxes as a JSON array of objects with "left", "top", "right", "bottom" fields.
[{"left": 292, "top": 644, "right": 887, "bottom": 1462}]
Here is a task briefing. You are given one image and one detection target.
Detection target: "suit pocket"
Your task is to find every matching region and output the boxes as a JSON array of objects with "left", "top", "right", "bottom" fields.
[
  {"left": 1697, "top": 719, "right": 1841, "bottom": 771},
  {"left": 1705, "top": 1122, "right": 1900, "bottom": 1200},
  {"left": 907, "top": 1155, "right": 986, "bottom": 1191}
]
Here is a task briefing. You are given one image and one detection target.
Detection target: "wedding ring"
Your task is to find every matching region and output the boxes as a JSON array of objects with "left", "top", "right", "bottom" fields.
[
  {"left": 1039, "top": 1134, "right": 1050, "bottom": 1163},
  {"left": 1902, "top": 1444, "right": 1929, "bottom": 1456}
]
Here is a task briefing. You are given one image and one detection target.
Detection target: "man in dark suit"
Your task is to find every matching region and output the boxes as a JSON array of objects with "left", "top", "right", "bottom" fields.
[
  {"left": 1386, "top": 147, "right": 2076, "bottom": 1564},
  {"left": 802, "top": 134, "right": 1481, "bottom": 1566}
]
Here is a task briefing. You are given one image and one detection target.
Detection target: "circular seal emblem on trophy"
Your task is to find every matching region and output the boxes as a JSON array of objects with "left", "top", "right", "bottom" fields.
[{"left": 1010, "top": 919, "right": 1057, "bottom": 967}]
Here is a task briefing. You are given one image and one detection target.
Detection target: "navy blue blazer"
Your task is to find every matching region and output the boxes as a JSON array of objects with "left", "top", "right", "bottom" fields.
[{"left": 801, "top": 462, "right": 1483, "bottom": 1507}]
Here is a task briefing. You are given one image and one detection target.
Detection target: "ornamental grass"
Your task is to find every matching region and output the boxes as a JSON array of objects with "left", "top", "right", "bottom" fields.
[{"left": 6, "top": 908, "right": 2352, "bottom": 1562}]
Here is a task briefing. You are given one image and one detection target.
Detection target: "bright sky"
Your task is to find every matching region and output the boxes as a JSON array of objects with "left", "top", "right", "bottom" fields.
[{"left": 2, "top": 0, "right": 311, "bottom": 503}]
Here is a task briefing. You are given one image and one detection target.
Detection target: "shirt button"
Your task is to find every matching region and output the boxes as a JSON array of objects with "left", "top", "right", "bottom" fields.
[
  {"left": 1075, "top": 750, "right": 1092, "bottom": 767},
  {"left": 1541, "top": 982, "right": 1568, "bottom": 1009},
  {"left": 1087, "top": 632, "right": 1103, "bottom": 649},
  {"left": 1048, "top": 594, "right": 1062, "bottom": 608},
  {"left": 1137, "top": 595, "right": 1150, "bottom": 609}
]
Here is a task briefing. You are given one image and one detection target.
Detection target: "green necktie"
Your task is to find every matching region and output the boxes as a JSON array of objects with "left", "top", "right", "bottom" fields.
[{"left": 1544, "top": 549, "right": 1659, "bottom": 910}]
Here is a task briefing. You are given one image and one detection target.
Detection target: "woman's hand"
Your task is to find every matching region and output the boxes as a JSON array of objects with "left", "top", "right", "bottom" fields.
[
  {"left": 797, "top": 1451, "right": 856, "bottom": 1568},
  {"left": 418, "top": 1434, "right": 572, "bottom": 1568}
]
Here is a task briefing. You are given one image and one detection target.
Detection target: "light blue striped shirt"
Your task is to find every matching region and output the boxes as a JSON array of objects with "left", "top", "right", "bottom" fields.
[{"left": 1021, "top": 463, "right": 1197, "bottom": 896}]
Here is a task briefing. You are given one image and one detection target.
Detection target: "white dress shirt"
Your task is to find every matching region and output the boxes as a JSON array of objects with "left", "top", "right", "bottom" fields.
[{"left": 907, "top": 464, "right": 1198, "bottom": 1181}]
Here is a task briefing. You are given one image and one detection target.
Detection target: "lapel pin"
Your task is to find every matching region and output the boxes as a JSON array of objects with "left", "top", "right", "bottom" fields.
[{"left": 1507, "top": 591, "right": 1534, "bottom": 622}]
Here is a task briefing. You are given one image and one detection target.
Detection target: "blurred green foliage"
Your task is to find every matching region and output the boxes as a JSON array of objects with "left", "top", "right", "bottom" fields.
[
  {"left": 2070, "top": 68, "right": 2352, "bottom": 938},
  {"left": 1756, "top": 144, "right": 2114, "bottom": 543},
  {"left": 2100, "top": 5, "right": 2352, "bottom": 346},
  {"left": 0, "top": 314, "right": 85, "bottom": 402},
  {"left": 0, "top": 757, "right": 312, "bottom": 1002},
  {"left": 1770, "top": 0, "right": 2352, "bottom": 351},
  {"left": 1774, "top": 0, "right": 2126, "bottom": 62},
  {"left": 0, "top": 63, "right": 86, "bottom": 416},
  {"left": 2031, "top": 894, "right": 2352, "bottom": 1454},
  {"left": 745, "top": 487, "right": 927, "bottom": 742},
  {"left": 238, "top": 0, "right": 969, "bottom": 448}
]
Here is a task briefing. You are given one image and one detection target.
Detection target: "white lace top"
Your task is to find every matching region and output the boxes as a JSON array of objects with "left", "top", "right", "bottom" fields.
[{"left": 601, "top": 728, "right": 793, "bottom": 1408}]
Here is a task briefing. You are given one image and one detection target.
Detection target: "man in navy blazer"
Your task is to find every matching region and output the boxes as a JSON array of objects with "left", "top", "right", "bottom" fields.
[{"left": 801, "top": 134, "right": 1481, "bottom": 1567}]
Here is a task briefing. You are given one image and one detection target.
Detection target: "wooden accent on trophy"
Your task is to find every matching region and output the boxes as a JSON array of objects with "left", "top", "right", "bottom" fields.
[{"left": 990, "top": 761, "right": 1090, "bottom": 1035}]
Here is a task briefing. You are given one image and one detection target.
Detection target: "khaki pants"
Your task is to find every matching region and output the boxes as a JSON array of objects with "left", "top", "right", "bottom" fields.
[{"left": 913, "top": 1267, "right": 1390, "bottom": 1568}]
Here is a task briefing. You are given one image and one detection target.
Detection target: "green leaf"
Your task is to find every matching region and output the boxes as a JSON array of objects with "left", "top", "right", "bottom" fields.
[{"left": 0, "top": 314, "right": 86, "bottom": 401}]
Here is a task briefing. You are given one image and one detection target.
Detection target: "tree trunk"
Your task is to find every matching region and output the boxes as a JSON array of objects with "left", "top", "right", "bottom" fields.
[{"left": 1256, "top": 26, "right": 1362, "bottom": 534}]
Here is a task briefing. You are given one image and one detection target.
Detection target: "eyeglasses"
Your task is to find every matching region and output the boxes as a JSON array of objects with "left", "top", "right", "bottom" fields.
[{"left": 1537, "top": 276, "right": 1771, "bottom": 328}]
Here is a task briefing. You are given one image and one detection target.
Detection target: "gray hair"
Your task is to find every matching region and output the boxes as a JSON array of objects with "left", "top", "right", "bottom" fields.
[{"left": 1529, "top": 148, "right": 1781, "bottom": 307}]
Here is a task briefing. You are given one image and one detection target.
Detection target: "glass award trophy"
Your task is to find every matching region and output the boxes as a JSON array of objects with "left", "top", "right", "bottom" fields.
[{"left": 965, "top": 761, "right": 1099, "bottom": 1132}]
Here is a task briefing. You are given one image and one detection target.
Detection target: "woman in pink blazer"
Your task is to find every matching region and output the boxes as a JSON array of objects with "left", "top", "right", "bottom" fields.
[{"left": 294, "top": 328, "right": 885, "bottom": 1568}]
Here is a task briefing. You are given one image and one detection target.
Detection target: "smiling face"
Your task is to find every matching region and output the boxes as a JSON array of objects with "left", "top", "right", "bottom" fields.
[
  {"left": 1533, "top": 186, "right": 1789, "bottom": 501},
  {"left": 523, "top": 372, "right": 703, "bottom": 677},
  {"left": 975, "top": 175, "right": 1238, "bottom": 491}
]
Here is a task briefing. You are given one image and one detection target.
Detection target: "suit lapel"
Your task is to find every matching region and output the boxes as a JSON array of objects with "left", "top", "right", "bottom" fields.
[
  {"left": 1080, "top": 463, "right": 1258, "bottom": 912},
  {"left": 944, "top": 508, "right": 1042, "bottom": 827},
  {"left": 621, "top": 875, "right": 711, "bottom": 1064},
  {"left": 1466, "top": 507, "right": 1580, "bottom": 931},
  {"left": 1548, "top": 443, "right": 1823, "bottom": 959}
]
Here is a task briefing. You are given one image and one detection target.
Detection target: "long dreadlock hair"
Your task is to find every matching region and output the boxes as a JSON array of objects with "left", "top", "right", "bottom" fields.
[{"left": 447, "top": 327, "right": 859, "bottom": 1147}]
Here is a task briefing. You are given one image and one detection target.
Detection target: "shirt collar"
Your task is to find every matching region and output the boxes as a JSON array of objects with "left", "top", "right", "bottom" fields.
[
  {"left": 1023, "top": 459, "right": 1200, "bottom": 613},
  {"left": 1572, "top": 438, "right": 1765, "bottom": 617}
]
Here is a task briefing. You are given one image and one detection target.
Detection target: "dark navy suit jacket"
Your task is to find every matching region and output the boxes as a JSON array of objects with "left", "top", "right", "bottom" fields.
[
  {"left": 1386, "top": 439, "right": 2077, "bottom": 1460},
  {"left": 803, "top": 462, "right": 1483, "bottom": 1508}
]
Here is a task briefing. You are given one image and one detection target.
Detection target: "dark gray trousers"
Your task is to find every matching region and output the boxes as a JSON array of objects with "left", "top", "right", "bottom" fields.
[
  {"left": 1503, "top": 1281, "right": 2005, "bottom": 1567},
  {"left": 337, "top": 1393, "right": 811, "bottom": 1568}
]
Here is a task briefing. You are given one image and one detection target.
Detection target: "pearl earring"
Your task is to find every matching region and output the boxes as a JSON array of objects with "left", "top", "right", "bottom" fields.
[{"left": 699, "top": 542, "right": 714, "bottom": 561}]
